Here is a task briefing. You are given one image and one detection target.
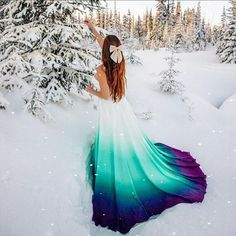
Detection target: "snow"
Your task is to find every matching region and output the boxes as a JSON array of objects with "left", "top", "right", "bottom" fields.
[
  {"left": 220, "top": 94, "right": 236, "bottom": 119},
  {"left": 1, "top": 47, "right": 236, "bottom": 236}
]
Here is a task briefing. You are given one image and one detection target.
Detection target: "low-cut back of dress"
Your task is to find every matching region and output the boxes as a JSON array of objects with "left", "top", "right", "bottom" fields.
[{"left": 86, "top": 95, "right": 207, "bottom": 234}]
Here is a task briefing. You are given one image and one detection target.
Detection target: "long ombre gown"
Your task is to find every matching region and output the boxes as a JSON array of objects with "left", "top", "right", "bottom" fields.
[{"left": 86, "top": 95, "right": 207, "bottom": 234}]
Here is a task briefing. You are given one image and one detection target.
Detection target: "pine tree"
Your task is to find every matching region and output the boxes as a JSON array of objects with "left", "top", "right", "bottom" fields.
[
  {"left": 145, "top": 10, "right": 154, "bottom": 49},
  {"left": 113, "top": 8, "right": 121, "bottom": 29},
  {"left": 104, "top": 8, "right": 109, "bottom": 30},
  {"left": 96, "top": 8, "right": 101, "bottom": 27},
  {"left": 175, "top": 1, "right": 181, "bottom": 25},
  {"left": 100, "top": 9, "right": 106, "bottom": 28},
  {"left": 222, "top": 6, "right": 227, "bottom": 27},
  {"left": 168, "top": 0, "right": 176, "bottom": 30},
  {"left": 88, "top": 9, "right": 95, "bottom": 25},
  {"left": 107, "top": 10, "right": 113, "bottom": 30},
  {"left": 216, "top": 6, "right": 228, "bottom": 54},
  {"left": 134, "top": 15, "right": 144, "bottom": 49},
  {"left": 152, "top": 0, "right": 168, "bottom": 48},
  {"left": 198, "top": 18, "right": 207, "bottom": 50},
  {"left": 0, "top": 0, "right": 10, "bottom": 32},
  {"left": 205, "top": 22, "right": 212, "bottom": 44},
  {"left": 194, "top": 3, "right": 206, "bottom": 50},
  {"left": 131, "top": 15, "right": 135, "bottom": 38},
  {"left": 195, "top": 2, "right": 201, "bottom": 30},
  {"left": 148, "top": 9, "right": 154, "bottom": 33},
  {"left": 0, "top": 91, "right": 9, "bottom": 109},
  {"left": 170, "top": 1, "right": 185, "bottom": 51},
  {"left": 159, "top": 51, "right": 184, "bottom": 94},
  {"left": 163, "top": 22, "right": 169, "bottom": 45},
  {"left": 217, "top": 0, "right": 236, "bottom": 63},
  {"left": 127, "top": 9, "right": 132, "bottom": 35},
  {"left": 117, "top": 11, "right": 121, "bottom": 28},
  {"left": 142, "top": 9, "right": 149, "bottom": 38},
  {"left": 0, "top": 0, "right": 101, "bottom": 120},
  {"left": 184, "top": 9, "right": 196, "bottom": 51},
  {"left": 212, "top": 25, "right": 221, "bottom": 46}
]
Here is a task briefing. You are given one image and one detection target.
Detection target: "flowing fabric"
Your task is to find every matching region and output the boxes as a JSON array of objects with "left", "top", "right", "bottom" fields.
[{"left": 86, "top": 96, "right": 207, "bottom": 234}]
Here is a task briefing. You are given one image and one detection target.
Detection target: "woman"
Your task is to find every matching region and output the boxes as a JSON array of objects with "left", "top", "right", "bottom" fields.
[{"left": 84, "top": 19, "right": 207, "bottom": 235}]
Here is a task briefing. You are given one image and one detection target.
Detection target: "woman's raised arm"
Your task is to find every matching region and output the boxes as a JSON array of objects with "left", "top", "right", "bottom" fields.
[{"left": 84, "top": 19, "right": 104, "bottom": 49}]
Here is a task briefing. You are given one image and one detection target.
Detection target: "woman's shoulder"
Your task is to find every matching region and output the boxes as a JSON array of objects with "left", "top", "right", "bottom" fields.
[{"left": 96, "top": 64, "right": 106, "bottom": 72}]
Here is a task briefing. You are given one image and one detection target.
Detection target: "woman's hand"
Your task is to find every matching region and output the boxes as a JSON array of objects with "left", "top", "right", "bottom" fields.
[
  {"left": 84, "top": 19, "right": 94, "bottom": 30},
  {"left": 86, "top": 85, "right": 94, "bottom": 94}
]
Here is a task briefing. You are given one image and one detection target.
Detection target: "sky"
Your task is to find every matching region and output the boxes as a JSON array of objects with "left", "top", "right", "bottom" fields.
[{"left": 106, "top": 0, "right": 230, "bottom": 25}]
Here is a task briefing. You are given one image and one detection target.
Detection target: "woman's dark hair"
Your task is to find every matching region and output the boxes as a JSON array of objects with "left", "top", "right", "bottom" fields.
[{"left": 102, "top": 35, "right": 126, "bottom": 102}]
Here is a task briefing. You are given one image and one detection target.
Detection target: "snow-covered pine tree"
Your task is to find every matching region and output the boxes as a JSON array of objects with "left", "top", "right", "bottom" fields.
[
  {"left": 151, "top": 0, "right": 168, "bottom": 48},
  {"left": 184, "top": 8, "right": 196, "bottom": 52},
  {"left": 0, "top": 0, "right": 102, "bottom": 120},
  {"left": 193, "top": 3, "right": 207, "bottom": 51},
  {"left": 122, "top": 12, "right": 129, "bottom": 35},
  {"left": 164, "top": 0, "right": 175, "bottom": 49},
  {"left": 212, "top": 25, "right": 221, "bottom": 46},
  {"left": 174, "top": 1, "right": 181, "bottom": 26},
  {"left": 24, "top": 78, "right": 53, "bottom": 121},
  {"left": 163, "top": 22, "right": 170, "bottom": 48},
  {"left": 131, "top": 15, "right": 135, "bottom": 38},
  {"left": 96, "top": 8, "right": 101, "bottom": 27},
  {"left": 134, "top": 15, "right": 144, "bottom": 50},
  {"left": 221, "top": 6, "right": 227, "bottom": 27},
  {"left": 100, "top": 9, "right": 106, "bottom": 29},
  {"left": 127, "top": 9, "right": 132, "bottom": 36},
  {"left": 117, "top": 12, "right": 121, "bottom": 28},
  {"left": 182, "top": 7, "right": 188, "bottom": 29},
  {"left": 107, "top": 10, "right": 113, "bottom": 30},
  {"left": 215, "top": 6, "right": 228, "bottom": 50},
  {"left": 113, "top": 7, "right": 121, "bottom": 29},
  {"left": 88, "top": 9, "right": 95, "bottom": 25},
  {"left": 125, "top": 49, "right": 143, "bottom": 65},
  {"left": 196, "top": 18, "right": 207, "bottom": 50},
  {"left": 170, "top": 2, "right": 185, "bottom": 51},
  {"left": 0, "top": 0, "right": 10, "bottom": 32},
  {"left": 217, "top": 0, "right": 236, "bottom": 63},
  {"left": 168, "top": 0, "right": 176, "bottom": 31},
  {"left": 141, "top": 9, "right": 149, "bottom": 42},
  {"left": 205, "top": 22, "right": 212, "bottom": 44},
  {"left": 195, "top": 2, "right": 201, "bottom": 31},
  {"left": 122, "top": 9, "right": 132, "bottom": 38},
  {"left": 104, "top": 7, "right": 109, "bottom": 30},
  {"left": 145, "top": 10, "right": 154, "bottom": 49},
  {"left": 148, "top": 9, "right": 154, "bottom": 33},
  {"left": 0, "top": 91, "right": 9, "bottom": 109},
  {"left": 159, "top": 46, "right": 194, "bottom": 119},
  {"left": 159, "top": 51, "right": 184, "bottom": 94}
]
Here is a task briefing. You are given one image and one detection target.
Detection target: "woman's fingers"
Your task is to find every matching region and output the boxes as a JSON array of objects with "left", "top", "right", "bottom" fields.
[
  {"left": 86, "top": 85, "right": 93, "bottom": 93},
  {"left": 84, "top": 19, "right": 93, "bottom": 28}
]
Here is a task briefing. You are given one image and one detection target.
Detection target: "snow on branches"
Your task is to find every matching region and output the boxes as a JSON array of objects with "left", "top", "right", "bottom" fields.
[
  {"left": 159, "top": 51, "right": 184, "bottom": 94},
  {"left": 0, "top": 90, "right": 9, "bottom": 109},
  {"left": 0, "top": 0, "right": 102, "bottom": 121},
  {"left": 158, "top": 51, "right": 194, "bottom": 120},
  {"left": 217, "top": 0, "right": 236, "bottom": 64}
]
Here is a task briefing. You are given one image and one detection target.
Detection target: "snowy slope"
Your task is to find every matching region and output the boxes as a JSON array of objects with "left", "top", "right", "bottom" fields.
[
  {"left": 0, "top": 48, "right": 236, "bottom": 236},
  {"left": 220, "top": 94, "right": 236, "bottom": 120}
]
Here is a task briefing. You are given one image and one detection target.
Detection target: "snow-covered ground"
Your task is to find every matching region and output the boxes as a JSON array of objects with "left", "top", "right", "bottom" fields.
[
  {"left": 220, "top": 94, "right": 236, "bottom": 120},
  {"left": 0, "top": 47, "right": 236, "bottom": 236}
]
